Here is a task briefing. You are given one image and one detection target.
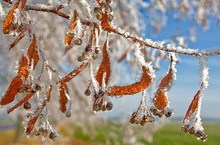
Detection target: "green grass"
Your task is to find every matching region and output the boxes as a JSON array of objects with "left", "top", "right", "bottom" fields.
[{"left": 147, "top": 122, "right": 220, "bottom": 145}]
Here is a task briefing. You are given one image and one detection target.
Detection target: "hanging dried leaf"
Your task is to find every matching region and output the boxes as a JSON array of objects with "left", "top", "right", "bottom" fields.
[
  {"left": 58, "top": 60, "right": 90, "bottom": 83},
  {"left": 158, "top": 55, "right": 176, "bottom": 90},
  {"left": 3, "top": 1, "right": 19, "bottom": 34},
  {"left": 27, "top": 34, "right": 39, "bottom": 69},
  {"left": 46, "top": 85, "right": 53, "bottom": 102},
  {"left": 9, "top": 32, "right": 25, "bottom": 50},
  {"left": 25, "top": 113, "right": 40, "bottom": 135},
  {"left": 0, "top": 76, "right": 23, "bottom": 105},
  {"left": 17, "top": 55, "right": 29, "bottom": 78},
  {"left": 96, "top": 39, "right": 111, "bottom": 86},
  {"left": 107, "top": 66, "right": 152, "bottom": 96},
  {"left": 183, "top": 88, "right": 201, "bottom": 122},
  {"left": 64, "top": 10, "right": 78, "bottom": 46},
  {"left": 7, "top": 92, "right": 35, "bottom": 114},
  {"left": 153, "top": 90, "right": 168, "bottom": 110},
  {"left": 59, "top": 82, "right": 69, "bottom": 113}
]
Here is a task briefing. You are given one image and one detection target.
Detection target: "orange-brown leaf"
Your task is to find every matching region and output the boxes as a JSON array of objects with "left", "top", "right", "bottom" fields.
[
  {"left": 3, "top": 2, "right": 19, "bottom": 34},
  {"left": 58, "top": 60, "right": 90, "bottom": 83},
  {"left": 0, "top": 76, "right": 23, "bottom": 105},
  {"left": 7, "top": 92, "right": 35, "bottom": 114},
  {"left": 17, "top": 55, "right": 29, "bottom": 78},
  {"left": 158, "top": 56, "right": 175, "bottom": 90},
  {"left": 59, "top": 82, "right": 69, "bottom": 113},
  {"left": 153, "top": 90, "right": 169, "bottom": 110},
  {"left": 64, "top": 10, "right": 78, "bottom": 46},
  {"left": 107, "top": 66, "right": 152, "bottom": 96},
  {"left": 183, "top": 89, "right": 201, "bottom": 122},
  {"left": 96, "top": 39, "right": 111, "bottom": 86},
  {"left": 27, "top": 34, "right": 39, "bottom": 69},
  {"left": 25, "top": 113, "right": 40, "bottom": 135}
]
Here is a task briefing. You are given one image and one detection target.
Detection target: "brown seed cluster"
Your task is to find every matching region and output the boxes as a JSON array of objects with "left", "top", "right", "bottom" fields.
[
  {"left": 130, "top": 111, "right": 154, "bottom": 126},
  {"left": 150, "top": 106, "right": 173, "bottom": 118},
  {"left": 181, "top": 125, "right": 207, "bottom": 142},
  {"left": 94, "top": 1, "right": 114, "bottom": 22}
]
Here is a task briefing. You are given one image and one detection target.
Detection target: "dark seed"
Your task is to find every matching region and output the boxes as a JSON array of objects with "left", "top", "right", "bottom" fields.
[
  {"left": 96, "top": 13, "right": 102, "bottom": 20},
  {"left": 65, "top": 110, "right": 71, "bottom": 117},
  {"left": 74, "top": 38, "right": 82, "bottom": 45},
  {"left": 84, "top": 88, "right": 91, "bottom": 96},
  {"left": 85, "top": 45, "right": 92, "bottom": 52},
  {"left": 98, "top": 90, "right": 105, "bottom": 96},
  {"left": 140, "top": 120, "right": 147, "bottom": 126},
  {"left": 101, "top": 105, "right": 107, "bottom": 111},
  {"left": 106, "top": 102, "right": 113, "bottom": 111},
  {"left": 94, "top": 7, "right": 101, "bottom": 13},
  {"left": 23, "top": 102, "right": 31, "bottom": 110},
  {"left": 35, "top": 84, "right": 41, "bottom": 91},
  {"left": 49, "top": 132, "right": 58, "bottom": 140},
  {"left": 130, "top": 118, "right": 135, "bottom": 124},
  {"left": 92, "top": 54, "right": 98, "bottom": 59},
  {"left": 93, "top": 104, "right": 101, "bottom": 111},
  {"left": 189, "top": 127, "right": 195, "bottom": 134},
  {"left": 95, "top": 47, "right": 100, "bottom": 54},
  {"left": 77, "top": 56, "right": 85, "bottom": 62}
]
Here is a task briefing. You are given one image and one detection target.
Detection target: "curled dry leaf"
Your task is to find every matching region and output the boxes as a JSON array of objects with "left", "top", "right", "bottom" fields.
[
  {"left": 158, "top": 55, "right": 176, "bottom": 90},
  {"left": 3, "top": 1, "right": 19, "bottom": 34},
  {"left": 153, "top": 90, "right": 168, "bottom": 110},
  {"left": 107, "top": 66, "right": 152, "bottom": 96},
  {"left": 64, "top": 10, "right": 78, "bottom": 46},
  {"left": 26, "top": 113, "right": 40, "bottom": 135},
  {"left": 27, "top": 34, "right": 39, "bottom": 69},
  {"left": 96, "top": 39, "right": 111, "bottom": 86},
  {"left": 3, "top": 0, "right": 27, "bottom": 34},
  {"left": 58, "top": 60, "right": 90, "bottom": 83},
  {"left": 59, "top": 82, "right": 69, "bottom": 113},
  {"left": 0, "top": 76, "right": 23, "bottom": 105},
  {"left": 17, "top": 55, "right": 29, "bottom": 78},
  {"left": 7, "top": 92, "right": 35, "bottom": 114},
  {"left": 183, "top": 88, "right": 202, "bottom": 122}
]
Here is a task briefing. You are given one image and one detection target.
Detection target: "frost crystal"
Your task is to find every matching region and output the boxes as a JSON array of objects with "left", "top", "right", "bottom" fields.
[{"left": 200, "top": 56, "right": 209, "bottom": 88}]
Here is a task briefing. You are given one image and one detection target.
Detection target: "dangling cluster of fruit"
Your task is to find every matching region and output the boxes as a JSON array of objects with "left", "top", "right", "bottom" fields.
[
  {"left": 150, "top": 106, "right": 173, "bottom": 118},
  {"left": 92, "top": 90, "right": 113, "bottom": 112},
  {"left": 77, "top": 45, "right": 100, "bottom": 62},
  {"left": 94, "top": 0, "right": 113, "bottom": 22},
  {"left": 130, "top": 110, "right": 154, "bottom": 126},
  {"left": 181, "top": 124, "right": 207, "bottom": 141}
]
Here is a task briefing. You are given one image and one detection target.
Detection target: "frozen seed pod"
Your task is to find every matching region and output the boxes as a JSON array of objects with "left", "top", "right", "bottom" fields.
[
  {"left": 77, "top": 56, "right": 85, "bottom": 62},
  {"left": 35, "top": 130, "right": 40, "bottom": 136},
  {"left": 92, "top": 53, "right": 98, "bottom": 59},
  {"left": 106, "top": 102, "right": 113, "bottom": 111},
  {"left": 106, "top": 0, "right": 112, "bottom": 4},
  {"left": 49, "top": 132, "right": 59, "bottom": 141},
  {"left": 84, "top": 88, "right": 91, "bottom": 96},
  {"left": 98, "top": 90, "right": 105, "bottom": 97},
  {"left": 181, "top": 125, "right": 189, "bottom": 133},
  {"left": 95, "top": 47, "right": 100, "bottom": 54},
  {"left": 18, "top": 86, "right": 25, "bottom": 93},
  {"left": 94, "top": 7, "right": 101, "bottom": 13},
  {"left": 93, "top": 104, "right": 101, "bottom": 111},
  {"left": 140, "top": 119, "right": 147, "bottom": 126},
  {"left": 130, "top": 117, "right": 135, "bottom": 124},
  {"left": 189, "top": 127, "right": 195, "bottom": 134},
  {"left": 96, "top": 13, "right": 102, "bottom": 20},
  {"left": 101, "top": 105, "right": 107, "bottom": 111},
  {"left": 74, "top": 38, "right": 82, "bottom": 45},
  {"left": 85, "top": 45, "right": 92, "bottom": 52},
  {"left": 65, "top": 110, "right": 71, "bottom": 117},
  {"left": 35, "top": 84, "right": 41, "bottom": 91},
  {"left": 165, "top": 109, "right": 173, "bottom": 117},
  {"left": 23, "top": 102, "right": 31, "bottom": 110}
]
